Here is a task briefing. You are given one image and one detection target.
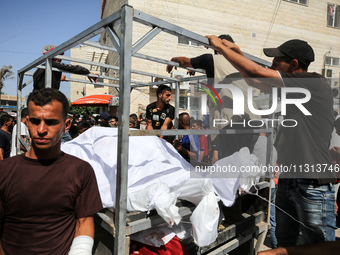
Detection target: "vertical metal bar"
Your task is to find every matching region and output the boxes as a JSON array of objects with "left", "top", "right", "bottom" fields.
[
  {"left": 16, "top": 73, "right": 24, "bottom": 154},
  {"left": 174, "top": 82, "right": 180, "bottom": 130},
  {"left": 45, "top": 58, "right": 53, "bottom": 88},
  {"left": 262, "top": 93, "right": 275, "bottom": 253},
  {"left": 266, "top": 95, "right": 274, "bottom": 171},
  {"left": 114, "top": 5, "right": 133, "bottom": 255}
]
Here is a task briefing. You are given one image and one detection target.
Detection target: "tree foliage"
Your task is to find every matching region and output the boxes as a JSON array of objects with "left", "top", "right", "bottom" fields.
[
  {"left": 68, "top": 102, "right": 99, "bottom": 116},
  {"left": 0, "top": 65, "right": 14, "bottom": 106}
]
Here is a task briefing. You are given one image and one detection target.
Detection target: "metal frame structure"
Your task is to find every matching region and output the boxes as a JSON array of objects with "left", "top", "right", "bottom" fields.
[{"left": 17, "top": 5, "right": 274, "bottom": 255}]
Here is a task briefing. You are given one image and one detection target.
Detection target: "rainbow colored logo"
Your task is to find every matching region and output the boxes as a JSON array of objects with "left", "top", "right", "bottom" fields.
[{"left": 198, "top": 82, "right": 222, "bottom": 106}]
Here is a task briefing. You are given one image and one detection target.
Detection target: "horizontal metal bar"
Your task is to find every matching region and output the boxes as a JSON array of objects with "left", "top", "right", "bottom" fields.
[
  {"left": 26, "top": 67, "right": 166, "bottom": 89},
  {"left": 133, "top": 9, "right": 211, "bottom": 48},
  {"left": 242, "top": 52, "right": 271, "bottom": 67},
  {"left": 206, "top": 222, "right": 268, "bottom": 255},
  {"left": 68, "top": 77, "right": 152, "bottom": 88},
  {"left": 56, "top": 55, "right": 120, "bottom": 70},
  {"left": 67, "top": 77, "right": 120, "bottom": 88},
  {"left": 126, "top": 206, "right": 193, "bottom": 235},
  {"left": 129, "top": 128, "right": 273, "bottom": 137},
  {"left": 18, "top": 9, "right": 122, "bottom": 74},
  {"left": 82, "top": 40, "right": 206, "bottom": 74},
  {"left": 133, "top": 9, "right": 271, "bottom": 67},
  {"left": 56, "top": 55, "right": 179, "bottom": 82}
]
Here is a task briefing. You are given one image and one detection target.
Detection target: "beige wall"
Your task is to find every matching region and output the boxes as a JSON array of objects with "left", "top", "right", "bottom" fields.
[
  {"left": 101, "top": 0, "right": 340, "bottom": 114},
  {"left": 70, "top": 46, "right": 109, "bottom": 102}
]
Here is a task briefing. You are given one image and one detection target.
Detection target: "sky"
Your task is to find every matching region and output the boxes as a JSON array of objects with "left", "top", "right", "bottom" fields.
[{"left": 0, "top": 0, "right": 102, "bottom": 100}]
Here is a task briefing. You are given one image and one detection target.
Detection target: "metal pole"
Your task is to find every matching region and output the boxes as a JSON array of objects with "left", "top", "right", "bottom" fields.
[
  {"left": 114, "top": 5, "right": 133, "bottom": 255},
  {"left": 175, "top": 81, "right": 180, "bottom": 130},
  {"left": 45, "top": 58, "right": 52, "bottom": 88},
  {"left": 16, "top": 73, "right": 24, "bottom": 154}
]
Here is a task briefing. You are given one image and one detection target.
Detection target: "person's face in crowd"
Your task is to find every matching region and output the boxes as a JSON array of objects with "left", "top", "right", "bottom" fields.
[
  {"left": 6, "top": 118, "right": 15, "bottom": 130},
  {"left": 129, "top": 122, "right": 134, "bottom": 128},
  {"left": 130, "top": 117, "right": 136, "bottom": 126},
  {"left": 270, "top": 57, "right": 292, "bottom": 72},
  {"left": 27, "top": 100, "right": 71, "bottom": 156},
  {"left": 191, "top": 123, "right": 199, "bottom": 130},
  {"left": 111, "top": 119, "right": 118, "bottom": 127},
  {"left": 159, "top": 91, "right": 172, "bottom": 105},
  {"left": 100, "top": 118, "right": 110, "bottom": 126}
]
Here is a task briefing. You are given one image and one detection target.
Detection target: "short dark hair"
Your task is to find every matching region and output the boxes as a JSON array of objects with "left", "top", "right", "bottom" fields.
[
  {"left": 112, "top": 116, "right": 118, "bottom": 122},
  {"left": 192, "top": 119, "right": 203, "bottom": 127},
  {"left": 27, "top": 88, "right": 69, "bottom": 119},
  {"left": 218, "top": 34, "right": 234, "bottom": 43},
  {"left": 78, "top": 121, "right": 91, "bottom": 130},
  {"left": 21, "top": 108, "right": 29, "bottom": 118},
  {"left": 280, "top": 55, "right": 309, "bottom": 71},
  {"left": 68, "top": 124, "right": 79, "bottom": 139},
  {"left": 156, "top": 85, "right": 171, "bottom": 97},
  {"left": 0, "top": 115, "right": 13, "bottom": 126},
  {"left": 130, "top": 113, "right": 137, "bottom": 121},
  {"left": 215, "top": 34, "right": 234, "bottom": 54}
]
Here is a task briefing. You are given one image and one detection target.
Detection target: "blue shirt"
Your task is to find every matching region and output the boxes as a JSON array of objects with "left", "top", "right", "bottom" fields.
[{"left": 181, "top": 135, "right": 200, "bottom": 162}]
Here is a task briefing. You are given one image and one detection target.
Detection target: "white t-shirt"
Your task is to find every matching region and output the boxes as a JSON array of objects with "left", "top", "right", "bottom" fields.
[{"left": 10, "top": 122, "right": 30, "bottom": 157}]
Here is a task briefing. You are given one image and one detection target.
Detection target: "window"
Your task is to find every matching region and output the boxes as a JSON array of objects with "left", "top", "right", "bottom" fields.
[
  {"left": 285, "top": 0, "right": 308, "bottom": 6},
  {"left": 179, "top": 96, "right": 188, "bottom": 109},
  {"left": 327, "top": 3, "right": 340, "bottom": 28},
  {"left": 325, "top": 56, "right": 340, "bottom": 66},
  {"left": 178, "top": 36, "right": 199, "bottom": 46}
]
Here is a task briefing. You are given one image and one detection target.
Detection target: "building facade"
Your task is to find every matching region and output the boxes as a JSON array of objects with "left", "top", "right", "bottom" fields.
[{"left": 70, "top": 45, "right": 109, "bottom": 102}]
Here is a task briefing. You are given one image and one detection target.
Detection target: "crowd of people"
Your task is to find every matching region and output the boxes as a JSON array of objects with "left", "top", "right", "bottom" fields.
[{"left": 1, "top": 35, "right": 340, "bottom": 255}]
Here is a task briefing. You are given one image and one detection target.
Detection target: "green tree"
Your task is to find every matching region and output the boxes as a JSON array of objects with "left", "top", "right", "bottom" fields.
[
  {"left": 68, "top": 101, "right": 99, "bottom": 117},
  {"left": 0, "top": 65, "right": 14, "bottom": 107}
]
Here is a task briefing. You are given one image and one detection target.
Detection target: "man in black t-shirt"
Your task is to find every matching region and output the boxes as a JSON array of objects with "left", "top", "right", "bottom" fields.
[
  {"left": 206, "top": 36, "right": 336, "bottom": 247},
  {"left": 33, "top": 45, "right": 98, "bottom": 91},
  {"left": 146, "top": 85, "right": 175, "bottom": 142},
  {"left": 0, "top": 114, "right": 14, "bottom": 160},
  {"left": 166, "top": 35, "right": 259, "bottom": 133}
]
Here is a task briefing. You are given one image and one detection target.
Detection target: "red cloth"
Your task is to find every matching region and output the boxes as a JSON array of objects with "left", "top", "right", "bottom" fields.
[
  {"left": 199, "top": 135, "right": 208, "bottom": 157},
  {"left": 130, "top": 236, "right": 189, "bottom": 255}
]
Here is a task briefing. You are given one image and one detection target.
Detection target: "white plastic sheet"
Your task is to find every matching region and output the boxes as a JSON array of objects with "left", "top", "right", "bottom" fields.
[
  {"left": 61, "top": 127, "right": 264, "bottom": 247},
  {"left": 61, "top": 127, "right": 192, "bottom": 208},
  {"left": 211, "top": 147, "right": 261, "bottom": 206}
]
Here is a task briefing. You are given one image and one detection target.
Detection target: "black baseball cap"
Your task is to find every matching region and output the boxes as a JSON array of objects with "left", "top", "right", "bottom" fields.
[
  {"left": 263, "top": 39, "right": 315, "bottom": 66},
  {"left": 100, "top": 112, "right": 110, "bottom": 120}
]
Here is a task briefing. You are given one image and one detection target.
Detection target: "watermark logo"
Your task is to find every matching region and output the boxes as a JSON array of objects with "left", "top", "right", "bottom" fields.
[
  {"left": 214, "top": 84, "right": 311, "bottom": 116},
  {"left": 198, "top": 82, "right": 222, "bottom": 106}
]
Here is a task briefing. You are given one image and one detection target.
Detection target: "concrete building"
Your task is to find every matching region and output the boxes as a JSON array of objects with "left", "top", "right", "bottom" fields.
[
  {"left": 0, "top": 95, "right": 26, "bottom": 113},
  {"left": 99, "top": 0, "right": 340, "bottom": 115},
  {"left": 70, "top": 45, "right": 109, "bottom": 102}
]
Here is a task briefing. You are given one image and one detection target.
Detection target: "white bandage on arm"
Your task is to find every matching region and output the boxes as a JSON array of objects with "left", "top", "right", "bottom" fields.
[{"left": 68, "top": 235, "right": 94, "bottom": 255}]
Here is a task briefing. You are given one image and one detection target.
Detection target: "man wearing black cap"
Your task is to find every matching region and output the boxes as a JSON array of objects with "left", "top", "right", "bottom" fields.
[
  {"left": 99, "top": 112, "right": 110, "bottom": 127},
  {"left": 206, "top": 36, "right": 336, "bottom": 247}
]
